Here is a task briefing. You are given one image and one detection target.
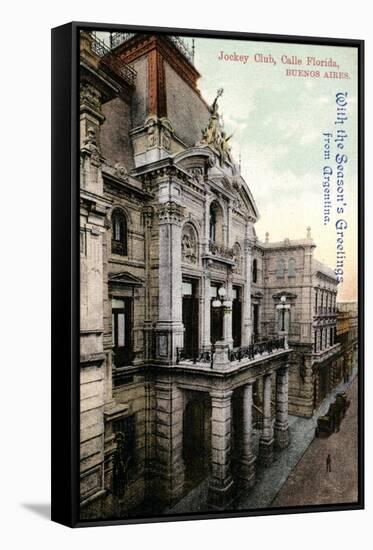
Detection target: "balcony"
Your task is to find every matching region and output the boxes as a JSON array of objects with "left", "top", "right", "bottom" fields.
[
  {"left": 90, "top": 32, "right": 137, "bottom": 87},
  {"left": 207, "top": 240, "right": 235, "bottom": 262},
  {"left": 229, "top": 338, "right": 285, "bottom": 362},
  {"left": 176, "top": 337, "right": 287, "bottom": 371},
  {"left": 109, "top": 32, "right": 195, "bottom": 64}
]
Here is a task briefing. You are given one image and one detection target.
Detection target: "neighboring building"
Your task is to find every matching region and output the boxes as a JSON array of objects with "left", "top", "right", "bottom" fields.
[
  {"left": 251, "top": 236, "right": 341, "bottom": 418},
  {"left": 79, "top": 31, "right": 352, "bottom": 520},
  {"left": 337, "top": 301, "right": 358, "bottom": 381}
]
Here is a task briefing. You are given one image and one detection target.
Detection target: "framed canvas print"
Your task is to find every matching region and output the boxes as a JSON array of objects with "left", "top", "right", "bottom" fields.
[{"left": 51, "top": 22, "right": 364, "bottom": 527}]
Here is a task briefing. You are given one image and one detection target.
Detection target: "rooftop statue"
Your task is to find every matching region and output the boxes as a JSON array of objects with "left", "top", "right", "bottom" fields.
[{"left": 201, "top": 88, "right": 233, "bottom": 166}]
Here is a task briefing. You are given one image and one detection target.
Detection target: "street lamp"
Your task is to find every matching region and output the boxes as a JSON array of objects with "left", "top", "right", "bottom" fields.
[
  {"left": 277, "top": 294, "right": 290, "bottom": 349},
  {"left": 212, "top": 286, "right": 233, "bottom": 345},
  {"left": 280, "top": 295, "right": 286, "bottom": 331},
  {"left": 212, "top": 286, "right": 232, "bottom": 309}
]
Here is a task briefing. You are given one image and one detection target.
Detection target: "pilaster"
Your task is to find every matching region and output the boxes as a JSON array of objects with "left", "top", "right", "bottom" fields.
[
  {"left": 242, "top": 236, "right": 253, "bottom": 345},
  {"left": 237, "top": 383, "right": 256, "bottom": 488},
  {"left": 258, "top": 373, "right": 274, "bottom": 466},
  {"left": 155, "top": 200, "right": 185, "bottom": 364},
  {"left": 208, "top": 391, "right": 234, "bottom": 510},
  {"left": 274, "top": 366, "right": 290, "bottom": 449}
]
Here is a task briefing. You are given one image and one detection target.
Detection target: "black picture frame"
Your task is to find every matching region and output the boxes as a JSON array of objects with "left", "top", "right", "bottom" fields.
[{"left": 51, "top": 21, "right": 364, "bottom": 528}]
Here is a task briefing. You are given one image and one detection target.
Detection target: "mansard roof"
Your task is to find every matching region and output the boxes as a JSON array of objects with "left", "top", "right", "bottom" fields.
[{"left": 313, "top": 259, "right": 339, "bottom": 283}]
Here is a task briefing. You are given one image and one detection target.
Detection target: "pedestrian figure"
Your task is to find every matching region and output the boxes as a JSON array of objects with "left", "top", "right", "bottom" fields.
[{"left": 326, "top": 453, "right": 332, "bottom": 473}]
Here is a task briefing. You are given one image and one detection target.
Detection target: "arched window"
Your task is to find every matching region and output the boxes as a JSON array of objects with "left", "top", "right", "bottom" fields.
[
  {"left": 112, "top": 209, "right": 127, "bottom": 255},
  {"left": 252, "top": 258, "right": 258, "bottom": 283},
  {"left": 209, "top": 201, "right": 223, "bottom": 243},
  {"left": 276, "top": 258, "right": 285, "bottom": 278},
  {"left": 288, "top": 258, "right": 296, "bottom": 277}
]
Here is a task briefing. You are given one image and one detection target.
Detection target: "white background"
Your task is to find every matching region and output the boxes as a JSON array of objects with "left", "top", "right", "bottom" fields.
[{"left": 1, "top": 0, "right": 370, "bottom": 548}]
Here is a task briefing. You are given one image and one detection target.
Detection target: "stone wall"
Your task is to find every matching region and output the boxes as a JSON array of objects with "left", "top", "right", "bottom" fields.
[
  {"left": 101, "top": 97, "right": 135, "bottom": 170},
  {"left": 164, "top": 61, "right": 209, "bottom": 147}
]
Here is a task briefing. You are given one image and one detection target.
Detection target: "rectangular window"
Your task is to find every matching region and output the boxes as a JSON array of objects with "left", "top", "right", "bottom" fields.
[{"left": 111, "top": 298, "right": 133, "bottom": 367}]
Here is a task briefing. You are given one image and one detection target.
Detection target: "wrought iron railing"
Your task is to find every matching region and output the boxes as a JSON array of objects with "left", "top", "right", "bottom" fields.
[
  {"left": 90, "top": 33, "right": 137, "bottom": 86},
  {"left": 109, "top": 32, "right": 195, "bottom": 64},
  {"left": 229, "top": 337, "right": 285, "bottom": 362},
  {"left": 176, "top": 346, "right": 214, "bottom": 368},
  {"left": 176, "top": 337, "right": 286, "bottom": 368},
  {"left": 208, "top": 240, "right": 235, "bottom": 261}
]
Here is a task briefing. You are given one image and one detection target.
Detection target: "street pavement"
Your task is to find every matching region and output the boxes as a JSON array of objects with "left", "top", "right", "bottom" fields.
[
  {"left": 271, "top": 375, "right": 358, "bottom": 507},
  {"left": 168, "top": 367, "right": 358, "bottom": 515}
]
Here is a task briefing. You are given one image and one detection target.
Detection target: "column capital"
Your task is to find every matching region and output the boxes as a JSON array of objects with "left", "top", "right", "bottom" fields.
[
  {"left": 210, "top": 390, "right": 233, "bottom": 401},
  {"left": 277, "top": 364, "right": 290, "bottom": 377},
  {"left": 158, "top": 201, "right": 184, "bottom": 224},
  {"left": 142, "top": 206, "right": 154, "bottom": 228},
  {"left": 244, "top": 238, "right": 254, "bottom": 253}
]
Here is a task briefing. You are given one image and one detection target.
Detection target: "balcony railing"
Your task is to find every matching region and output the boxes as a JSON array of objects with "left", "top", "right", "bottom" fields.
[
  {"left": 110, "top": 32, "right": 195, "bottom": 64},
  {"left": 90, "top": 33, "right": 137, "bottom": 87},
  {"left": 176, "top": 346, "right": 214, "bottom": 368},
  {"left": 229, "top": 338, "right": 285, "bottom": 362},
  {"left": 176, "top": 337, "right": 286, "bottom": 369},
  {"left": 208, "top": 240, "right": 235, "bottom": 261}
]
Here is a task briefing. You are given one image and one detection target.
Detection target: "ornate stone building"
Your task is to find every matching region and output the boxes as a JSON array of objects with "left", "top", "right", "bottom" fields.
[
  {"left": 79, "top": 31, "right": 349, "bottom": 519},
  {"left": 250, "top": 237, "right": 341, "bottom": 417}
]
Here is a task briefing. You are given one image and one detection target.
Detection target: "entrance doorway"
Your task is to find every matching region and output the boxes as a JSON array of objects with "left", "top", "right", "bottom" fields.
[
  {"left": 183, "top": 392, "right": 211, "bottom": 489},
  {"left": 182, "top": 279, "right": 199, "bottom": 358}
]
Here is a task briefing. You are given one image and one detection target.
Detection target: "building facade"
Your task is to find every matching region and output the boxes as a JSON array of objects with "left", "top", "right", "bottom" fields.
[{"left": 79, "top": 31, "right": 351, "bottom": 519}]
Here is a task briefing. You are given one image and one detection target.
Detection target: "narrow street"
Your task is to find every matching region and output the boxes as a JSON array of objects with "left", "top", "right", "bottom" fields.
[{"left": 272, "top": 376, "right": 359, "bottom": 507}]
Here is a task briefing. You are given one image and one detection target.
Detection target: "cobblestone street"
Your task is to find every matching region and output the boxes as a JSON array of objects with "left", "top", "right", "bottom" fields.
[{"left": 272, "top": 375, "right": 359, "bottom": 507}]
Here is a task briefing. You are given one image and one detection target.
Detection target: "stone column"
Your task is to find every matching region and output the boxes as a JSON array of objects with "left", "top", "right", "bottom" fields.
[
  {"left": 143, "top": 206, "right": 154, "bottom": 361},
  {"left": 237, "top": 382, "right": 256, "bottom": 488},
  {"left": 258, "top": 373, "right": 274, "bottom": 466},
  {"left": 242, "top": 237, "right": 253, "bottom": 345},
  {"left": 202, "top": 272, "right": 211, "bottom": 347},
  {"left": 274, "top": 366, "right": 290, "bottom": 449},
  {"left": 155, "top": 201, "right": 184, "bottom": 364},
  {"left": 208, "top": 391, "right": 234, "bottom": 510},
  {"left": 153, "top": 382, "right": 185, "bottom": 505}
]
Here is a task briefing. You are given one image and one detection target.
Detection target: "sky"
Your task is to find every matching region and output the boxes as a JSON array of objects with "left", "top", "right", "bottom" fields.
[{"left": 192, "top": 37, "right": 358, "bottom": 301}]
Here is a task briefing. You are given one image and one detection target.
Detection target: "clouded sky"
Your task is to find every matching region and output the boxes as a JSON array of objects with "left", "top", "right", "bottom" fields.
[{"left": 193, "top": 37, "right": 358, "bottom": 301}]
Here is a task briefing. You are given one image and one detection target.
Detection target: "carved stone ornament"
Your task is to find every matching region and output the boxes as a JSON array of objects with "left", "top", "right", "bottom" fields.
[
  {"left": 232, "top": 243, "right": 242, "bottom": 274},
  {"left": 82, "top": 126, "right": 100, "bottom": 162},
  {"left": 189, "top": 167, "right": 204, "bottom": 185},
  {"left": 158, "top": 201, "right": 184, "bottom": 223},
  {"left": 181, "top": 224, "right": 197, "bottom": 264},
  {"left": 162, "top": 129, "right": 171, "bottom": 151},
  {"left": 114, "top": 162, "right": 128, "bottom": 181},
  {"left": 146, "top": 118, "right": 157, "bottom": 149},
  {"left": 80, "top": 83, "right": 102, "bottom": 113}
]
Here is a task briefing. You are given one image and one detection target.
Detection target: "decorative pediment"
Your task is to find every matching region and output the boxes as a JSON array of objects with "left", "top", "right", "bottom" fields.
[
  {"left": 109, "top": 272, "right": 143, "bottom": 286},
  {"left": 272, "top": 291, "right": 297, "bottom": 301},
  {"left": 252, "top": 291, "right": 264, "bottom": 299}
]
